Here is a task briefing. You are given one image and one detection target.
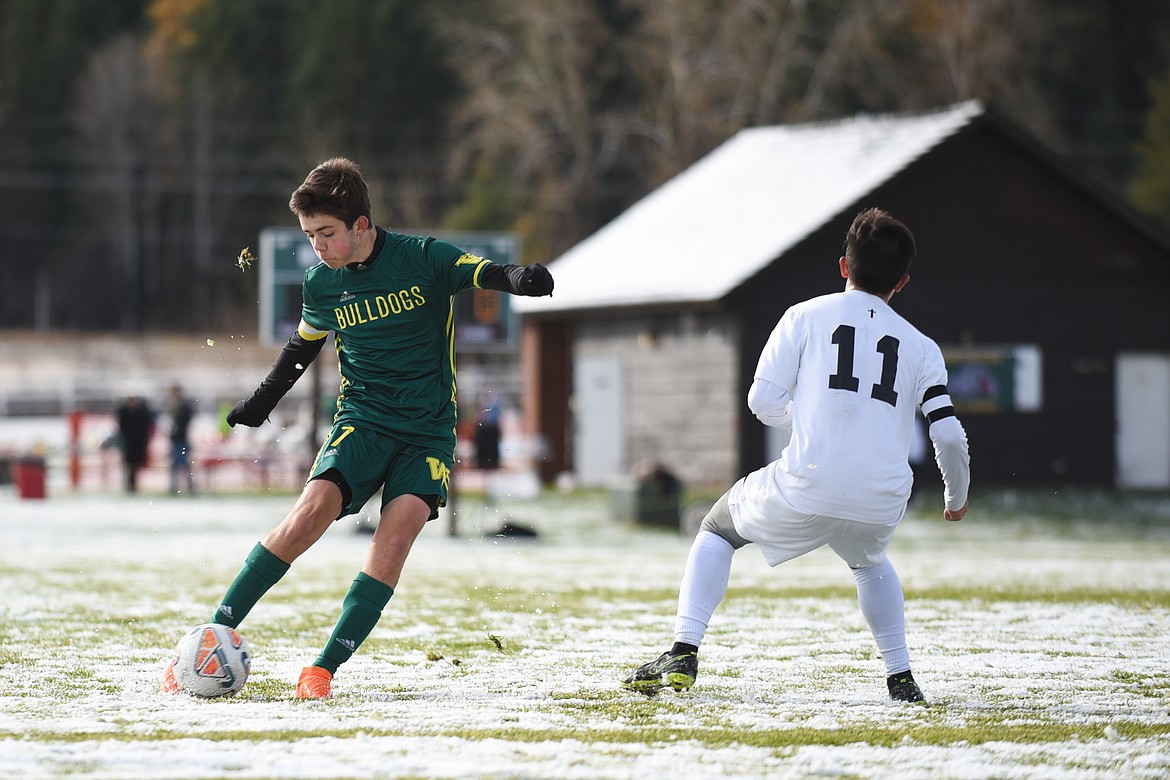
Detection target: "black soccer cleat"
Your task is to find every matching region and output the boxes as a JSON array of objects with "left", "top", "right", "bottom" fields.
[
  {"left": 887, "top": 670, "right": 926, "bottom": 703},
  {"left": 623, "top": 650, "right": 698, "bottom": 694}
]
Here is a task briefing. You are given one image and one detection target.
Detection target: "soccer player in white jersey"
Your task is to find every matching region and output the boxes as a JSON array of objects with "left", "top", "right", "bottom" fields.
[{"left": 623, "top": 207, "right": 970, "bottom": 703}]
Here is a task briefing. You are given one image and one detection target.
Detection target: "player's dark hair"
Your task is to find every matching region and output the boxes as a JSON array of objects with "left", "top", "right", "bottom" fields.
[
  {"left": 843, "top": 207, "right": 916, "bottom": 294},
  {"left": 289, "top": 157, "right": 372, "bottom": 228}
]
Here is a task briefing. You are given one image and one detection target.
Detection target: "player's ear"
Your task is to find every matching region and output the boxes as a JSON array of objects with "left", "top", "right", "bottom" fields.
[
  {"left": 893, "top": 274, "right": 910, "bottom": 293},
  {"left": 838, "top": 256, "right": 849, "bottom": 279}
]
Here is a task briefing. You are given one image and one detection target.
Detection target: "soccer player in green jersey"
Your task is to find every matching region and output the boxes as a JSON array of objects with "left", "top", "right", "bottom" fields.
[{"left": 161, "top": 157, "right": 554, "bottom": 699}]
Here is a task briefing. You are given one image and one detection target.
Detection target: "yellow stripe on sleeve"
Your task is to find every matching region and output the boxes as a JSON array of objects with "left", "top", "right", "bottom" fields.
[
  {"left": 298, "top": 318, "right": 330, "bottom": 341},
  {"left": 471, "top": 258, "right": 491, "bottom": 288}
]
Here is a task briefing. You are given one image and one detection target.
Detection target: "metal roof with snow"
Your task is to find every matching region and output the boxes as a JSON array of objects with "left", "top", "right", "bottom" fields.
[{"left": 515, "top": 101, "right": 982, "bottom": 315}]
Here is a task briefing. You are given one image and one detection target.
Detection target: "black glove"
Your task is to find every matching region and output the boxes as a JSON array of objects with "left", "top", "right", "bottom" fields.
[
  {"left": 517, "top": 263, "right": 554, "bottom": 296},
  {"left": 226, "top": 333, "right": 327, "bottom": 428},
  {"left": 479, "top": 262, "right": 555, "bottom": 297},
  {"left": 226, "top": 399, "right": 269, "bottom": 428}
]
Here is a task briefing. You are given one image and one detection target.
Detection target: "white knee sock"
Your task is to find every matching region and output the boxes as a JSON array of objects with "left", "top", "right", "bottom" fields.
[
  {"left": 673, "top": 531, "right": 735, "bottom": 647},
  {"left": 852, "top": 558, "right": 910, "bottom": 676}
]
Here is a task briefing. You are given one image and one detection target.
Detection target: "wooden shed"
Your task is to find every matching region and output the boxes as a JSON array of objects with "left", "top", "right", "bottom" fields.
[{"left": 515, "top": 102, "right": 1170, "bottom": 493}]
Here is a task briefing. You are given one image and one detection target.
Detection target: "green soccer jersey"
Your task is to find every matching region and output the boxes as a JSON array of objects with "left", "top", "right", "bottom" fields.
[{"left": 296, "top": 229, "right": 491, "bottom": 455}]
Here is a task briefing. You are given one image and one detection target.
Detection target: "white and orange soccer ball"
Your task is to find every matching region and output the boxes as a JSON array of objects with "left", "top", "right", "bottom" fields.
[{"left": 167, "top": 623, "right": 252, "bottom": 698}]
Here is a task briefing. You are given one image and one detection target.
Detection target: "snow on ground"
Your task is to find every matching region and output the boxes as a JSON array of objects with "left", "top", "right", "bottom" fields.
[{"left": 1, "top": 488, "right": 1169, "bottom": 779}]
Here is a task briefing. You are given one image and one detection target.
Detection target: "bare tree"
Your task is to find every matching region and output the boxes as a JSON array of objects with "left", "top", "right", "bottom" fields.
[
  {"left": 438, "top": 0, "right": 635, "bottom": 254},
  {"left": 70, "top": 32, "right": 164, "bottom": 332},
  {"left": 633, "top": 0, "right": 820, "bottom": 178},
  {"left": 432, "top": 0, "right": 1165, "bottom": 264},
  {"left": 180, "top": 70, "right": 264, "bottom": 329}
]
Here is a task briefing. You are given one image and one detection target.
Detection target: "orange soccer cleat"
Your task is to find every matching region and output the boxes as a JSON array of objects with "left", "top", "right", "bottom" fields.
[
  {"left": 160, "top": 658, "right": 181, "bottom": 695},
  {"left": 294, "top": 666, "right": 333, "bottom": 700}
]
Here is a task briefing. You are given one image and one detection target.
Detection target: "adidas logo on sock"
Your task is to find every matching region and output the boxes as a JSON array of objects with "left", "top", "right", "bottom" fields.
[
  {"left": 336, "top": 638, "right": 356, "bottom": 652},
  {"left": 217, "top": 605, "right": 234, "bottom": 620}
]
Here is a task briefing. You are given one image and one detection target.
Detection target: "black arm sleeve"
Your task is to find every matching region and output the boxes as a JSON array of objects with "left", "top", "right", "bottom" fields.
[
  {"left": 226, "top": 333, "right": 327, "bottom": 427},
  {"left": 478, "top": 262, "right": 554, "bottom": 296}
]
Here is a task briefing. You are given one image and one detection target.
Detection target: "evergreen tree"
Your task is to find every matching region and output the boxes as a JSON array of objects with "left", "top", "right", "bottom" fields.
[
  {"left": 1132, "top": 72, "right": 1170, "bottom": 229},
  {"left": 0, "top": 0, "right": 1168, "bottom": 330},
  {"left": 0, "top": 0, "right": 150, "bottom": 328}
]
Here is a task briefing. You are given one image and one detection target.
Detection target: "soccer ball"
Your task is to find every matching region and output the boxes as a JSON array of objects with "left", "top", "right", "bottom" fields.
[{"left": 169, "top": 623, "right": 252, "bottom": 698}]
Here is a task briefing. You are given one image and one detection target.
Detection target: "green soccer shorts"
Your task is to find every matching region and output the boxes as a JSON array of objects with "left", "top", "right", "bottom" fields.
[{"left": 309, "top": 420, "right": 451, "bottom": 519}]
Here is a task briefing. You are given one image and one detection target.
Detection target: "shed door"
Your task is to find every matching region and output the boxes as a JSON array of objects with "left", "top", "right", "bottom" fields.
[
  {"left": 1116, "top": 354, "right": 1170, "bottom": 489},
  {"left": 574, "top": 356, "right": 625, "bottom": 486}
]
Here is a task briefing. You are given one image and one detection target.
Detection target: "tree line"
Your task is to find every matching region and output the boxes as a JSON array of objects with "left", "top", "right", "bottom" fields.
[{"left": 2, "top": 0, "right": 1168, "bottom": 333}]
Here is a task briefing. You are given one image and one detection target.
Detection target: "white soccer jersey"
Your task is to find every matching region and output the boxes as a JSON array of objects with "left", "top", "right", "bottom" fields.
[{"left": 730, "top": 289, "right": 969, "bottom": 526}]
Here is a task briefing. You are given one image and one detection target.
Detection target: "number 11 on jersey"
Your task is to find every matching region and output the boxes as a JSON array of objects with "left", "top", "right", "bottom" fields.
[{"left": 828, "top": 324, "right": 900, "bottom": 407}]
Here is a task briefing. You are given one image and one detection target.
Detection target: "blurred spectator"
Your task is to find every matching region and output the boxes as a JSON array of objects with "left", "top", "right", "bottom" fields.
[
  {"left": 474, "top": 392, "right": 501, "bottom": 470},
  {"left": 116, "top": 395, "right": 155, "bottom": 493},
  {"left": 167, "top": 384, "right": 196, "bottom": 495}
]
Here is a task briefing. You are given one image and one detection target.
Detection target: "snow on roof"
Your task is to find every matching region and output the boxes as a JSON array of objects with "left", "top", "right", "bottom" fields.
[{"left": 515, "top": 101, "right": 982, "bottom": 315}]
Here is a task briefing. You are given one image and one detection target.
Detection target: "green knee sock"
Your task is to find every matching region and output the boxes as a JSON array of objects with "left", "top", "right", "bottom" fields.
[
  {"left": 211, "top": 543, "right": 290, "bottom": 627},
  {"left": 313, "top": 572, "right": 394, "bottom": 674}
]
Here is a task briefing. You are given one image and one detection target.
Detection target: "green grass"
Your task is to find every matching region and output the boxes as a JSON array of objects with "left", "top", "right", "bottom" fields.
[
  {"left": 9, "top": 716, "right": 1167, "bottom": 751},
  {"left": 3, "top": 489, "right": 1170, "bottom": 777}
]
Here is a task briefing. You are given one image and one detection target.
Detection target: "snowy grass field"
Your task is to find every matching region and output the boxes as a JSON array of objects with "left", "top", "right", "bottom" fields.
[{"left": 2, "top": 487, "right": 1170, "bottom": 779}]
